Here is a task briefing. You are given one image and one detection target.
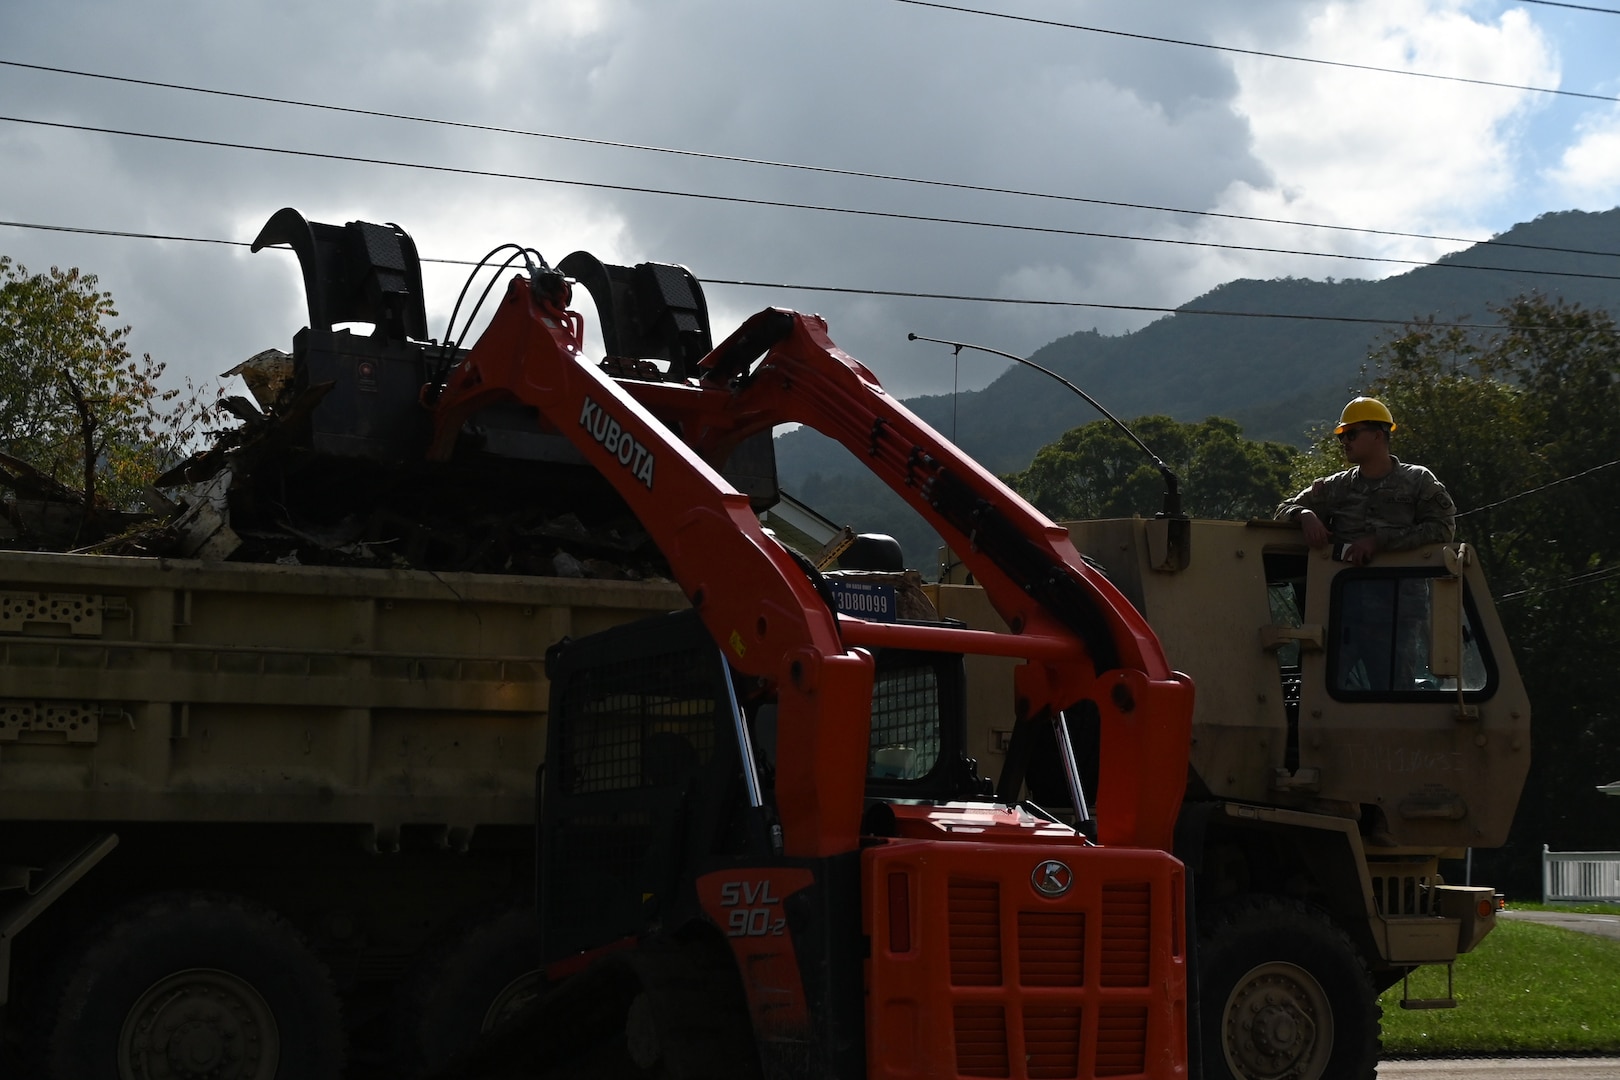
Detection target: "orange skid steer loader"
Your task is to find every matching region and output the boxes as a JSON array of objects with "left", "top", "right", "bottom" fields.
[{"left": 414, "top": 235, "right": 1197, "bottom": 1079}]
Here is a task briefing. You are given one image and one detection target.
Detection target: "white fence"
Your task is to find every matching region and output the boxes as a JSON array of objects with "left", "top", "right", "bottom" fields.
[{"left": 1542, "top": 845, "right": 1620, "bottom": 903}]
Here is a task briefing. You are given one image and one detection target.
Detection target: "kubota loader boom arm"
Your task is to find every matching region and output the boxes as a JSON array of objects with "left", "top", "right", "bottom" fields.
[{"left": 430, "top": 272, "right": 1192, "bottom": 857}]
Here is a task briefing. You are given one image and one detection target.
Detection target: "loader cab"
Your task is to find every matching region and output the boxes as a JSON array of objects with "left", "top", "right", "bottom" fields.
[
  {"left": 537, "top": 599, "right": 1188, "bottom": 1080},
  {"left": 537, "top": 606, "right": 994, "bottom": 963}
]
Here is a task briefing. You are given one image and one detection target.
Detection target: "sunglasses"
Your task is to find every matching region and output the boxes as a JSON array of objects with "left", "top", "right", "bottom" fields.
[{"left": 1337, "top": 426, "right": 1378, "bottom": 444}]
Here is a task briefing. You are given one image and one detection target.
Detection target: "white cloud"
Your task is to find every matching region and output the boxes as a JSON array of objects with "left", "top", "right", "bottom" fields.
[
  {"left": 1213, "top": 0, "right": 1558, "bottom": 268},
  {"left": 1545, "top": 106, "right": 1620, "bottom": 208}
]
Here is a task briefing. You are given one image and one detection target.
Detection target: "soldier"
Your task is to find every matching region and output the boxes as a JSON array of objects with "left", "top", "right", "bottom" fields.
[{"left": 1275, "top": 397, "right": 1455, "bottom": 567}]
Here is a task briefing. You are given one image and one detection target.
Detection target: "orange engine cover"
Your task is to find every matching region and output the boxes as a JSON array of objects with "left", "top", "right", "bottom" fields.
[{"left": 863, "top": 831, "right": 1187, "bottom": 1080}]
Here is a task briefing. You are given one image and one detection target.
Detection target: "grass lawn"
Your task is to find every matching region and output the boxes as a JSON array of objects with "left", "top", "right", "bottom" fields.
[{"left": 1380, "top": 906, "right": 1620, "bottom": 1055}]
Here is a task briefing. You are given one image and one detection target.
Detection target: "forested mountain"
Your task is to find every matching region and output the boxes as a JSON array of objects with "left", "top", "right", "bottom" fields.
[{"left": 774, "top": 207, "right": 1620, "bottom": 561}]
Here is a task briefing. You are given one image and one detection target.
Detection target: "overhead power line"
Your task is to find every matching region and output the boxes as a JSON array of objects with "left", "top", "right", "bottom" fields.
[
  {"left": 1518, "top": 0, "right": 1620, "bottom": 13},
  {"left": 2, "top": 59, "right": 1618, "bottom": 264},
  {"left": 1458, "top": 458, "right": 1620, "bottom": 517},
  {"left": 7, "top": 115, "right": 1620, "bottom": 285},
  {"left": 1498, "top": 562, "right": 1620, "bottom": 602},
  {"left": 0, "top": 217, "right": 1589, "bottom": 332},
  {"left": 893, "top": 0, "right": 1620, "bottom": 104}
]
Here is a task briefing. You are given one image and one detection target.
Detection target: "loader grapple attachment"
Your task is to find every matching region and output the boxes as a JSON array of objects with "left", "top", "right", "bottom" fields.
[
  {"left": 558, "top": 251, "right": 713, "bottom": 378},
  {"left": 253, "top": 207, "right": 428, "bottom": 342}
]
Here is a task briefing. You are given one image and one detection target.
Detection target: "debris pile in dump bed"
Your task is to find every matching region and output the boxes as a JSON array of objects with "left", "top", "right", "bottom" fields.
[
  {"left": 0, "top": 350, "right": 673, "bottom": 582},
  {"left": 1, "top": 208, "right": 790, "bottom": 584}
]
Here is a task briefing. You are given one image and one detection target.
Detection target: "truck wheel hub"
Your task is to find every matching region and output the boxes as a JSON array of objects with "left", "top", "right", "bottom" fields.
[
  {"left": 119, "top": 968, "right": 279, "bottom": 1079},
  {"left": 171, "top": 1020, "right": 226, "bottom": 1071},
  {"left": 1222, "top": 962, "right": 1330, "bottom": 1080},
  {"left": 1251, "top": 1002, "right": 1306, "bottom": 1053}
]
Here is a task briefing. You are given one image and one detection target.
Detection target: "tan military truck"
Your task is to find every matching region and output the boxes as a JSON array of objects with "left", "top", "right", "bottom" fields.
[
  {"left": 0, "top": 549, "right": 684, "bottom": 1077},
  {"left": 933, "top": 517, "right": 1528, "bottom": 1080}
]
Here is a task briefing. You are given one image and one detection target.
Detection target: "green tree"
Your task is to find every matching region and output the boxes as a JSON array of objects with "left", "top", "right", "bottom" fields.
[
  {"left": 1363, "top": 295, "right": 1620, "bottom": 894},
  {"left": 0, "top": 257, "right": 217, "bottom": 530},
  {"left": 1007, "top": 415, "right": 1296, "bottom": 521}
]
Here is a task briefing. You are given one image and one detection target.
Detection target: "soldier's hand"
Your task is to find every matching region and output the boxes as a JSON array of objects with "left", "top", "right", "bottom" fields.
[{"left": 1344, "top": 535, "right": 1377, "bottom": 565}]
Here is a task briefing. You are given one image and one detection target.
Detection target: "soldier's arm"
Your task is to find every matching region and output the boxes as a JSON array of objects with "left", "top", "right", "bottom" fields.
[
  {"left": 1276, "top": 474, "right": 1334, "bottom": 522},
  {"left": 1277, "top": 475, "right": 1344, "bottom": 548}
]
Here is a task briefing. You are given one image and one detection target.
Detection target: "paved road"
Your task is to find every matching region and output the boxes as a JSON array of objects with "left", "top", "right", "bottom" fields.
[
  {"left": 1380, "top": 1059, "right": 1620, "bottom": 1079},
  {"left": 1498, "top": 909, "right": 1620, "bottom": 940}
]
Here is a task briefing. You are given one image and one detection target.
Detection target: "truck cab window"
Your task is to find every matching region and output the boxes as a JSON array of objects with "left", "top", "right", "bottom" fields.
[
  {"left": 1329, "top": 571, "right": 1494, "bottom": 700},
  {"left": 1266, "top": 580, "right": 1306, "bottom": 671}
]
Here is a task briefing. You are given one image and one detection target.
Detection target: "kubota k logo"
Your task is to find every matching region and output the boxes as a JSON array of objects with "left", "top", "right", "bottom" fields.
[{"left": 1032, "top": 860, "right": 1073, "bottom": 898}]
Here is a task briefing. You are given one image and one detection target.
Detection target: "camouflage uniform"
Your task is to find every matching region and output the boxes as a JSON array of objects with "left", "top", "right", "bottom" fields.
[{"left": 1275, "top": 457, "right": 1456, "bottom": 550}]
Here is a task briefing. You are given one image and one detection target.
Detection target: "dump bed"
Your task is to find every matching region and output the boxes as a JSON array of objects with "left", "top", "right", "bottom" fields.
[{"left": 0, "top": 550, "right": 685, "bottom": 833}]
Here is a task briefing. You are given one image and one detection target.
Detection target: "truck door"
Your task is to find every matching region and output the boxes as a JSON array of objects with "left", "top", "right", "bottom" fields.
[{"left": 1293, "top": 546, "right": 1531, "bottom": 851}]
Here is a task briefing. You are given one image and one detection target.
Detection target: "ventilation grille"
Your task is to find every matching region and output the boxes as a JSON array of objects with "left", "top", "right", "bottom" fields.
[
  {"left": 953, "top": 1005, "right": 1010, "bottom": 1078},
  {"left": 1019, "top": 910, "right": 1085, "bottom": 987},
  {"left": 1101, "top": 883, "right": 1151, "bottom": 987},
  {"left": 1023, "top": 1006, "right": 1082, "bottom": 1079},
  {"left": 1371, "top": 872, "right": 1440, "bottom": 916},
  {"left": 943, "top": 877, "right": 1159, "bottom": 1079},
  {"left": 949, "top": 879, "right": 1003, "bottom": 986},
  {"left": 1096, "top": 1006, "right": 1149, "bottom": 1077}
]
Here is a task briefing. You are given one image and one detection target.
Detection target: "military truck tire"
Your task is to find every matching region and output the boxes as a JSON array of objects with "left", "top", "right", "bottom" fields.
[
  {"left": 1199, "top": 896, "right": 1379, "bottom": 1080},
  {"left": 40, "top": 891, "right": 344, "bottom": 1080},
  {"left": 394, "top": 905, "right": 547, "bottom": 1077}
]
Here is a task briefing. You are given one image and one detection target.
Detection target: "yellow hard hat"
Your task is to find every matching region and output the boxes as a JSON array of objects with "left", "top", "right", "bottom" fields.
[{"left": 1335, "top": 396, "right": 1396, "bottom": 434}]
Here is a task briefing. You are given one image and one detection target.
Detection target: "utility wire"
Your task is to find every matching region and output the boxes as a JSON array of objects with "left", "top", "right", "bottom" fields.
[
  {"left": 0, "top": 218, "right": 492, "bottom": 263},
  {"left": 1462, "top": 458, "right": 1620, "bottom": 603},
  {"left": 8, "top": 115, "right": 1620, "bottom": 285},
  {"left": 1458, "top": 458, "right": 1620, "bottom": 517},
  {"left": 0, "top": 217, "right": 1589, "bottom": 332},
  {"left": 3, "top": 59, "right": 1617, "bottom": 263},
  {"left": 1499, "top": 563, "right": 1620, "bottom": 602},
  {"left": 706, "top": 277, "right": 1515, "bottom": 326},
  {"left": 1518, "top": 0, "right": 1620, "bottom": 13},
  {"left": 893, "top": 0, "right": 1620, "bottom": 104}
]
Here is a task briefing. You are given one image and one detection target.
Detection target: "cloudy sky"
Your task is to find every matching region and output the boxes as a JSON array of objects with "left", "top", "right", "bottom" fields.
[{"left": 2, "top": 0, "right": 1618, "bottom": 403}]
